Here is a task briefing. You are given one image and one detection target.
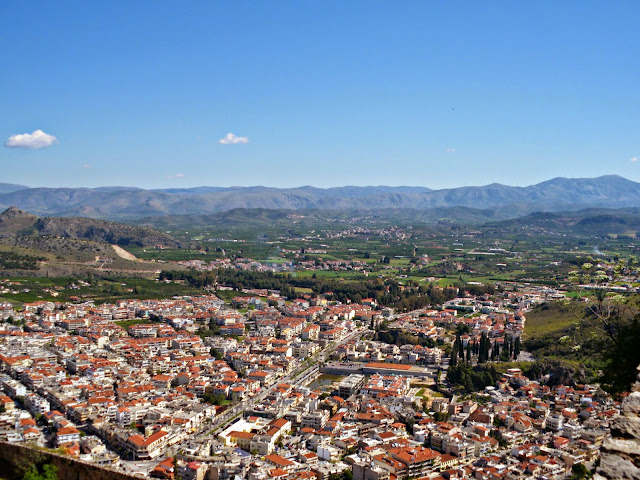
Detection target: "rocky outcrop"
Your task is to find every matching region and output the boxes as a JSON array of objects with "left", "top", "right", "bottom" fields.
[
  {"left": 595, "top": 366, "right": 640, "bottom": 480},
  {"left": 0, "top": 206, "right": 38, "bottom": 234}
]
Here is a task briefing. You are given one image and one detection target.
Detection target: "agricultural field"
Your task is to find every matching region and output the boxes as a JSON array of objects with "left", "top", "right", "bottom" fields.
[{"left": 0, "top": 276, "right": 201, "bottom": 305}]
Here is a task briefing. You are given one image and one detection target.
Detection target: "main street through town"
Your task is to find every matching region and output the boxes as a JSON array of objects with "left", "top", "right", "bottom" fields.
[
  {"left": 185, "top": 325, "right": 371, "bottom": 448},
  {"left": 210, "top": 326, "right": 369, "bottom": 432}
]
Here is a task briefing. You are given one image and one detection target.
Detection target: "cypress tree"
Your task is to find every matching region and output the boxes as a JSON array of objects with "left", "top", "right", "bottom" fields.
[
  {"left": 478, "top": 333, "right": 488, "bottom": 363},
  {"left": 485, "top": 333, "right": 491, "bottom": 363}
]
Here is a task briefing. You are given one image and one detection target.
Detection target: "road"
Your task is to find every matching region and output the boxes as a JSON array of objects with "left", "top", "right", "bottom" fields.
[{"left": 206, "top": 325, "right": 368, "bottom": 435}]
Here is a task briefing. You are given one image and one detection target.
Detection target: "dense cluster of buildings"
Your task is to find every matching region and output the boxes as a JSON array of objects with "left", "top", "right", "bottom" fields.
[
  {"left": 0, "top": 283, "right": 619, "bottom": 480},
  {"left": 201, "top": 366, "right": 617, "bottom": 480}
]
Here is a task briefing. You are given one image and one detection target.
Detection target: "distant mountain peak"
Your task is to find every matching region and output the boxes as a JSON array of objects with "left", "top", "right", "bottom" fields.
[
  {"left": 0, "top": 206, "right": 38, "bottom": 234},
  {"left": 0, "top": 206, "right": 33, "bottom": 219}
]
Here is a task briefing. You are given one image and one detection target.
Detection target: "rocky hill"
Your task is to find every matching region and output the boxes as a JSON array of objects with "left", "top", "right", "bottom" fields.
[
  {"left": 0, "top": 206, "right": 38, "bottom": 233},
  {"left": 0, "top": 207, "right": 182, "bottom": 248}
]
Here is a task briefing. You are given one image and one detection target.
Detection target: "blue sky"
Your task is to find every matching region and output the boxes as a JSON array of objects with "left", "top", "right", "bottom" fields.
[{"left": 1, "top": 1, "right": 639, "bottom": 189}]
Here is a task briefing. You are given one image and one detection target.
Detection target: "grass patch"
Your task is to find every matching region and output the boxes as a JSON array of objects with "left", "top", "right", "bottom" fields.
[
  {"left": 524, "top": 303, "right": 579, "bottom": 339},
  {"left": 265, "top": 256, "right": 288, "bottom": 264},
  {"left": 214, "top": 290, "right": 268, "bottom": 304},
  {"left": 523, "top": 301, "right": 608, "bottom": 381},
  {"left": 114, "top": 318, "right": 154, "bottom": 329}
]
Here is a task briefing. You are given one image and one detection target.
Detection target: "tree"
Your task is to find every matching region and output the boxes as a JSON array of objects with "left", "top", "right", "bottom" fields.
[
  {"left": 566, "top": 265, "right": 640, "bottom": 395},
  {"left": 513, "top": 336, "right": 521, "bottom": 359},
  {"left": 330, "top": 469, "right": 353, "bottom": 480},
  {"left": 447, "top": 363, "right": 498, "bottom": 393},
  {"left": 433, "top": 411, "right": 449, "bottom": 422},
  {"left": 341, "top": 469, "right": 354, "bottom": 480},
  {"left": 210, "top": 348, "right": 223, "bottom": 360},
  {"left": 23, "top": 464, "right": 57, "bottom": 480},
  {"left": 478, "top": 333, "right": 489, "bottom": 364},
  {"left": 601, "top": 314, "right": 640, "bottom": 395},
  {"left": 456, "top": 323, "right": 471, "bottom": 335},
  {"left": 203, "top": 392, "right": 228, "bottom": 405},
  {"left": 450, "top": 344, "right": 458, "bottom": 367},
  {"left": 570, "top": 463, "right": 588, "bottom": 480}
]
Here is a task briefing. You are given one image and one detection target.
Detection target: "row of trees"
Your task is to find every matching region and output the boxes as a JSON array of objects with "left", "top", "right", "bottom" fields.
[
  {"left": 0, "top": 251, "right": 45, "bottom": 270},
  {"left": 160, "top": 268, "right": 467, "bottom": 311},
  {"left": 450, "top": 332, "right": 521, "bottom": 367}
]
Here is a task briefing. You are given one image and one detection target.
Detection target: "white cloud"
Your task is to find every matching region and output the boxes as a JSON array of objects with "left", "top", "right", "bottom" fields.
[
  {"left": 218, "top": 132, "right": 249, "bottom": 145},
  {"left": 446, "top": 147, "right": 455, "bottom": 153},
  {"left": 166, "top": 173, "right": 185, "bottom": 179},
  {"left": 630, "top": 156, "right": 638, "bottom": 163},
  {"left": 4, "top": 129, "right": 58, "bottom": 149},
  {"left": 82, "top": 163, "right": 91, "bottom": 168}
]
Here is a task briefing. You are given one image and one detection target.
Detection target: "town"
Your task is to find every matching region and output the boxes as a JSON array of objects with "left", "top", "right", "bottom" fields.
[{"left": 0, "top": 277, "right": 619, "bottom": 480}]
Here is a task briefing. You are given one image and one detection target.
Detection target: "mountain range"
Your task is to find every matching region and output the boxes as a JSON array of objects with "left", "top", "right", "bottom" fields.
[{"left": 1, "top": 175, "right": 639, "bottom": 219}]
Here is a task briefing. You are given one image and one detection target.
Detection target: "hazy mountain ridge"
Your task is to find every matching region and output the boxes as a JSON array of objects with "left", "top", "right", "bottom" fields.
[
  {"left": 131, "top": 205, "right": 575, "bottom": 231},
  {"left": 1, "top": 175, "right": 639, "bottom": 219},
  {"left": 0, "top": 183, "right": 30, "bottom": 195},
  {"left": 488, "top": 207, "right": 640, "bottom": 235}
]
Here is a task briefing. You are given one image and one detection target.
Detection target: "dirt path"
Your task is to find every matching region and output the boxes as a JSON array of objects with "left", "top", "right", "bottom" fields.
[{"left": 111, "top": 245, "right": 139, "bottom": 261}]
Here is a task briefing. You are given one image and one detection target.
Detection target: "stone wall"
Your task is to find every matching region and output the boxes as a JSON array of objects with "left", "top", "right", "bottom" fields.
[
  {"left": 594, "top": 366, "right": 640, "bottom": 480},
  {"left": 0, "top": 442, "right": 137, "bottom": 480}
]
